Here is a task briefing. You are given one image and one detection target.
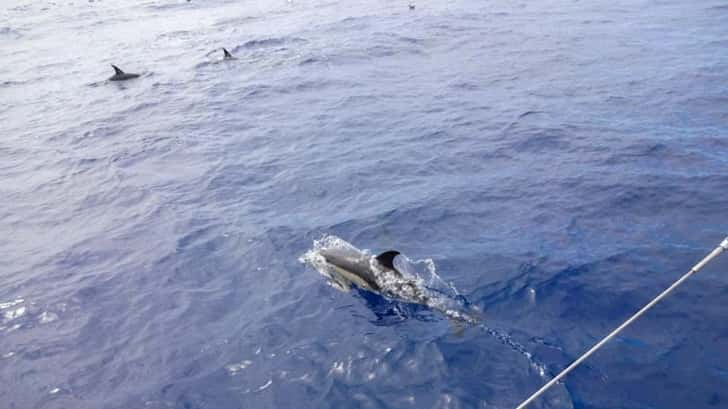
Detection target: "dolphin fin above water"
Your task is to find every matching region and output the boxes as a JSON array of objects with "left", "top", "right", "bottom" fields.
[
  {"left": 222, "top": 48, "right": 234, "bottom": 59},
  {"left": 375, "top": 250, "right": 400, "bottom": 271},
  {"left": 109, "top": 64, "right": 140, "bottom": 81},
  {"left": 111, "top": 64, "right": 124, "bottom": 75}
]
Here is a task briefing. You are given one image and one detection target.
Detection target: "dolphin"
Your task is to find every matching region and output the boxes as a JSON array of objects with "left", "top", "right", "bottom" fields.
[
  {"left": 320, "top": 247, "right": 440, "bottom": 310},
  {"left": 222, "top": 47, "right": 235, "bottom": 60},
  {"left": 301, "top": 239, "right": 482, "bottom": 328},
  {"left": 318, "top": 246, "right": 480, "bottom": 326},
  {"left": 320, "top": 247, "right": 400, "bottom": 292},
  {"left": 109, "top": 65, "right": 140, "bottom": 81}
]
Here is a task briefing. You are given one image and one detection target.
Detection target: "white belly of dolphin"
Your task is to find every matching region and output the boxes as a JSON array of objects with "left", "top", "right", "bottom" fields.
[{"left": 329, "top": 264, "right": 376, "bottom": 292}]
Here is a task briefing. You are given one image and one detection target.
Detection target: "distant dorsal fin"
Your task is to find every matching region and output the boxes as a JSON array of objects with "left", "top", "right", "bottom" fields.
[
  {"left": 223, "top": 48, "right": 232, "bottom": 59},
  {"left": 111, "top": 64, "right": 124, "bottom": 75},
  {"left": 375, "top": 250, "right": 400, "bottom": 270}
]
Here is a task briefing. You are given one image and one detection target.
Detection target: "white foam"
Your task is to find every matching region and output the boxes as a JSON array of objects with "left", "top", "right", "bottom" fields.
[
  {"left": 3, "top": 306, "right": 26, "bottom": 322},
  {"left": 39, "top": 311, "right": 59, "bottom": 324},
  {"left": 0, "top": 299, "right": 24, "bottom": 310},
  {"left": 330, "top": 360, "right": 345, "bottom": 375},
  {"left": 257, "top": 379, "right": 272, "bottom": 391},
  {"left": 225, "top": 360, "right": 253, "bottom": 375}
]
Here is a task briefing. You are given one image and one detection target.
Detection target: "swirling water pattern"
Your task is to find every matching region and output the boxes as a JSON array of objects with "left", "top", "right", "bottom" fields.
[{"left": 1, "top": 0, "right": 728, "bottom": 408}]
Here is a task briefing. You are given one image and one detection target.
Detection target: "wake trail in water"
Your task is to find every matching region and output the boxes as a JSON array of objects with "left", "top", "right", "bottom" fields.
[{"left": 481, "top": 324, "right": 549, "bottom": 379}]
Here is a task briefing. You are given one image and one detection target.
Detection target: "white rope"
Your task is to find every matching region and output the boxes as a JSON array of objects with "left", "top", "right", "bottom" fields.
[{"left": 516, "top": 236, "right": 728, "bottom": 409}]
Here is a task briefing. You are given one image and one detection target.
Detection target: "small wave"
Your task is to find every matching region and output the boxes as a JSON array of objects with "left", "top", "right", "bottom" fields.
[
  {"left": 194, "top": 60, "right": 213, "bottom": 69},
  {"left": 371, "top": 32, "right": 425, "bottom": 45},
  {"left": 324, "top": 15, "right": 375, "bottom": 32},
  {"left": 517, "top": 110, "right": 547, "bottom": 119},
  {"left": 449, "top": 81, "right": 480, "bottom": 91},
  {"left": 242, "top": 36, "right": 306, "bottom": 49},
  {"left": 215, "top": 15, "right": 259, "bottom": 27},
  {"left": 0, "top": 27, "right": 22, "bottom": 39},
  {"left": 156, "top": 30, "right": 194, "bottom": 41},
  {"left": 372, "top": 45, "right": 399, "bottom": 58},
  {"left": 238, "top": 84, "right": 273, "bottom": 98},
  {"left": 299, "top": 56, "right": 328, "bottom": 66},
  {"left": 398, "top": 36, "right": 424, "bottom": 44},
  {"left": 145, "top": 1, "right": 194, "bottom": 11},
  {"left": 1, "top": 80, "right": 27, "bottom": 88}
]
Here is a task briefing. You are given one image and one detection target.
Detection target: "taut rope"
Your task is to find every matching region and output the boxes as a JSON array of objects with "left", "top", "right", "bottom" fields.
[{"left": 516, "top": 236, "right": 728, "bottom": 409}]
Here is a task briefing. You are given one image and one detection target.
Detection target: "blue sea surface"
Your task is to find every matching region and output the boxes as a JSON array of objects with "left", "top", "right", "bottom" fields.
[{"left": 2, "top": 0, "right": 728, "bottom": 408}]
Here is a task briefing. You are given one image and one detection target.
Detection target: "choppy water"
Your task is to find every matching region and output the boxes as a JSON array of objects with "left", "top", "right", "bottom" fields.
[{"left": 2, "top": 0, "right": 728, "bottom": 408}]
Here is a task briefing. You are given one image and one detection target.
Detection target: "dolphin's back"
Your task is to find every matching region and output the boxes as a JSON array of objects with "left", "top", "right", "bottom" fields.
[{"left": 321, "top": 248, "right": 381, "bottom": 291}]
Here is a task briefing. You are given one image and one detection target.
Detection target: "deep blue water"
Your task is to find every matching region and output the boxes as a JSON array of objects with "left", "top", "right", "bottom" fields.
[{"left": 2, "top": 0, "right": 728, "bottom": 408}]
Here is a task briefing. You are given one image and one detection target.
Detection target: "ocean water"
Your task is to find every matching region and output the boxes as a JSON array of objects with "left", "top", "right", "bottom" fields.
[{"left": 2, "top": 0, "right": 728, "bottom": 408}]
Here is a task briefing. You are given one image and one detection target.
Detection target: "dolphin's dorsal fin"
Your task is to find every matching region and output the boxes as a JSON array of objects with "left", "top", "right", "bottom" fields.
[
  {"left": 375, "top": 251, "right": 400, "bottom": 270},
  {"left": 111, "top": 64, "right": 124, "bottom": 75},
  {"left": 223, "top": 48, "right": 232, "bottom": 58}
]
